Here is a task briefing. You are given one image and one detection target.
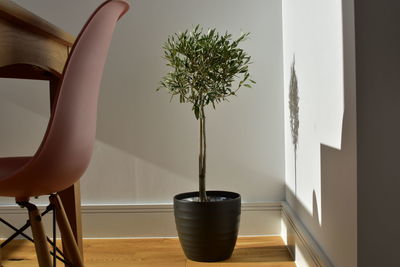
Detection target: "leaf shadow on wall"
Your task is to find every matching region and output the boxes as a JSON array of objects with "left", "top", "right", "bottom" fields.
[
  {"left": 283, "top": 2, "right": 357, "bottom": 263},
  {"left": 284, "top": 79, "right": 356, "bottom": 265}
]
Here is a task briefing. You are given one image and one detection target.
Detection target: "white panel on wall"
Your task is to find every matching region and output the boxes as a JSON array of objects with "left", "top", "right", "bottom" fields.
[
  {"left": 282, "top": 0, "right": 357, "bottom": 266},
  {"left": 0, "top": 0, "right": 285, "bottom": 205},
  {"left": 283, "top": 0, "right": 344, "bottom": 223}
]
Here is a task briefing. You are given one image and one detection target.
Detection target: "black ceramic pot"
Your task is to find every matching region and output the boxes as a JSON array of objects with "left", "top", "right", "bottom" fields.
[{"left": 174, "top": 191, "right": 241, "bottom": 262}]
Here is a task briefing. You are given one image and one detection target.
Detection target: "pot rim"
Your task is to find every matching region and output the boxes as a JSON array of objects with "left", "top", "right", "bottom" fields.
[{"left": 174, "top": 190, "right": 241, "bottom": 203}]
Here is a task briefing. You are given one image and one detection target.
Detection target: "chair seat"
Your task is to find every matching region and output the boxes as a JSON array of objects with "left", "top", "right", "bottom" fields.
[{"left": 0, "top": 156, "right": 31, "bottom": 180}]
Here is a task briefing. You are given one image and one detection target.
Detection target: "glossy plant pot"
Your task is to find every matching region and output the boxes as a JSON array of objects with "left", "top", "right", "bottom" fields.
[{"left": 174, "top": 191, "right": 241, "bottom": 262}]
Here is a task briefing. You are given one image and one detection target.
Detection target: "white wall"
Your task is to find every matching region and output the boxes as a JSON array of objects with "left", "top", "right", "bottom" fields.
[
  {"left": 283, "top": 0, "right": 344, "bottom": 222},
  {"left": 282, "top": 0, "right": 357, "bottom": 266},
  {"left": 0, "top": 0, "right": 284, "bottom": 205}
]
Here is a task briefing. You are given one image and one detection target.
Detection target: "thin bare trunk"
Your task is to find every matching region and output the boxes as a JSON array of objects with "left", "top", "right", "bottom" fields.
[
  {"left": 294, "top": 148, "right": 297, "bottom": 195},
  {"left": 199, "top": 106, "right": 207, "bottom": 202}
]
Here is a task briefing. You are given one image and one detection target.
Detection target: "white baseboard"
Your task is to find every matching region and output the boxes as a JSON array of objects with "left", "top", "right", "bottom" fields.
[
  {"left": 0, "top": 202, "right": 281, "bottom": 238},
  {"left": 281, "top": 202, "right": 333, "bottom": 267}
]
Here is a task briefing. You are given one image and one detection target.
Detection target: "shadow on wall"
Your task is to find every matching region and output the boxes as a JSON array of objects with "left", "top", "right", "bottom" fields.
[
  {"left": 284, "top": 1, "right": 357, "bottom": 265},
  {"left": 285, "top": 144, "right": 355, "bottom": 266},
  {"left": 0, "top": 92, "right": 283, "bottom": 204},
  {"left": 0, "top": 92, "right": 193, "bottom": 204},
  {"left": 285, "top": 74, "right": 357, "bottom": 267}
]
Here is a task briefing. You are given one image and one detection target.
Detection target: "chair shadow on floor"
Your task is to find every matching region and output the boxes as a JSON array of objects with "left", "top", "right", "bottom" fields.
[{"left": 1, "top": 240, "right": 30, "bottom": 263}]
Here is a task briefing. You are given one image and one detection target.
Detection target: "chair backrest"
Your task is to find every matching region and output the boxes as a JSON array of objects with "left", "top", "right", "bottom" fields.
[{"left": 12, "top": 0, "right": 130, "bottom": 197}]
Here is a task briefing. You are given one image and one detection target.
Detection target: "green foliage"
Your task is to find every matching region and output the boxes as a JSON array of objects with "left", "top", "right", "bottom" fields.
[{"left": 159, "top": 25, "right": 255, "bottom": 119}]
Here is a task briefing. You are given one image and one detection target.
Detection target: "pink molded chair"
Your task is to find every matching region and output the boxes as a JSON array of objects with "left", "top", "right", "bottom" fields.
[{"left": 0, "top": 1, "right": 129, "bottom": 266}]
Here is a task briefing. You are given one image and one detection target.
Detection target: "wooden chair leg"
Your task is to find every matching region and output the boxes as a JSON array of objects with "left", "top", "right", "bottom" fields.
[
  {"left": 0, "top": 246, "right": 3, "bottom": 267},
  {"left": 49, "top": 194, "right": 84, "bottom": 267},
  {"left": 26, "top": 204, "right": 52, "bottom": 267}
]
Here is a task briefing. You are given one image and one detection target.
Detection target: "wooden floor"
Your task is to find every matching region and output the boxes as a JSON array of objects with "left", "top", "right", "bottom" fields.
[{"left": 1, "top": 236, "right": 295, "bottom": 267}]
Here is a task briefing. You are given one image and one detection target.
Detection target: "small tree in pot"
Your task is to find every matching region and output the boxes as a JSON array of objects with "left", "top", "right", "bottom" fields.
[{"left": 159, "top": 25, "right": 255, "bottom": 262}]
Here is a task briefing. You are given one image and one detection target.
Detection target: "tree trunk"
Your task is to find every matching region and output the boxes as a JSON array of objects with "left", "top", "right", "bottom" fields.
[
  {"left": 199, "top": 106, "right": 207, "bottom": 202},
  {"left": 294, "top": 148, "right": 297, "bottom": 195}
]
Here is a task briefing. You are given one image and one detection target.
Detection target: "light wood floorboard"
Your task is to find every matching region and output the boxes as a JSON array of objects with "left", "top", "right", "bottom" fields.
[{"left": 1, "top": 236, "right": 295, "bottom": 267}]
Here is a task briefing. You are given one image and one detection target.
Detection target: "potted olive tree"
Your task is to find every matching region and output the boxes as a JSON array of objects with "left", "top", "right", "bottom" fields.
[{"left": 158, "top": 25, "right": 255, "bottom": 262}]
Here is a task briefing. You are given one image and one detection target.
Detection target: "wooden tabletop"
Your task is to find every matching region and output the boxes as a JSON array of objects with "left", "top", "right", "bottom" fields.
[
  {"left": 0, "top": 0, "right": 75, "bottom": 46},
  {"left": 0, "top": 0, "right": 75, "bottom": 79}
]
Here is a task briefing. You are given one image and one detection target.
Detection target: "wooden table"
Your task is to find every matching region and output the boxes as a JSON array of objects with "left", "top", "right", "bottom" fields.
[{"left": 0, "top": 0, "right": 83, "bottom": 256}]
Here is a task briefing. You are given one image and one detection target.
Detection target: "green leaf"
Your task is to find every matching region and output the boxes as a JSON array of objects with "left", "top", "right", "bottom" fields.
[{"left": 194, "top": 105, "right": 200, "bottom": 119}]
